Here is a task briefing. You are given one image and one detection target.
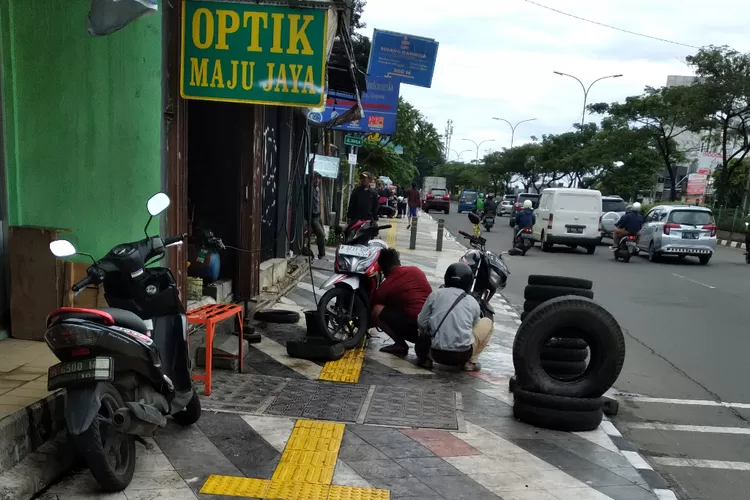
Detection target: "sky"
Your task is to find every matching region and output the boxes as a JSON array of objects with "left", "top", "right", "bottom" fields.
[{"left": 358, "top": 0, "right": 750, "bottom": 162}]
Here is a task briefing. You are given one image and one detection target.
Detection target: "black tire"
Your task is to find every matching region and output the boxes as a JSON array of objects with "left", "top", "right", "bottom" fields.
[
  {"left": 317, "top": 287, "right": 368, "bottom": 349},
  {"left": 541, "top": 232, "right": 552, "bottom": 252},
  {"left": 513, "top": 387, "right": 603, "bottom": 411},
  {"left": 254, "top": 309, "right": 301, "bottom": 324},
  {"left": 74, "top": 383, "right": 135, "bottom": 492},
  {"left": 528, "top": 275, "right": 593, "bottom": 290},
  {"left": 602, "top": 396, "right": 620, "bottom": 416},
  {"left": 546, "top": 337, "right": 588, "bottom": 350},
  {"left": 648, "top": 242, "right": 660, "bottom": 263},
  {"left": 523, "top": 300, "right": 542, "bottom": 313},
  {"left": 512, "top": 296, "right": 626, "bottom": 398},
  {"left": 509, "top": 376, "right": 518, "bottom": 393},
  {"left": 621, "top": 254, "right": 631, "bottom": 263},
  {"left": 513, "top": 398, "right": 603, "bottom": 432},
  {"left": 586, "top": 245, "right": 596, "bottom": 255},
  {"left": 540, "top": 346, "right": 588, "bottom": 362},
  {"left": 509, "top": 217, "right": 515, "bottom": 227},
  {"left": 286, "top": 337, "right": 346, "bottom": 361},
  {"left": 524, "top": 285, "right": 594, "bottom": 302},
  {"left": 541, "top": 359, "right": 587, "bottom": 375},
  {"left": 172, "top": 388, "right": 201, "bottom": 426},
  {"left": 698, "top": 255, "right": 711, "bottom": 265},
  {"left": 746, "top": 252, "right": 750, "bottom": 264}
]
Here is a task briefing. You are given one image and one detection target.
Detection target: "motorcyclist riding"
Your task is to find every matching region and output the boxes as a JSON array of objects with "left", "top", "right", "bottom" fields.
[
  {"left": 484, "top": 194, "right": 498, "bottom": 215},
  {"left": 612, "top": 202, "right": 643, "bottom": 248},
  {"left": 515, "top": 199, "right": 536, "bottom": 234},
  {"left": 475, "top": 193, "right": 485, "bottom": 213}
]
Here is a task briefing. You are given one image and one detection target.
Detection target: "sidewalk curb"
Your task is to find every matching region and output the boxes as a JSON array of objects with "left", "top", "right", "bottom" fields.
[{"left": 718, "top": 238, "right": 746, "bottom": 250}]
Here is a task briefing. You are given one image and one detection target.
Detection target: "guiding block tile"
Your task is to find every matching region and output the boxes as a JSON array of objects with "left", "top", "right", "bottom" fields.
[
  {"left": 272, "top": 420, "right": 345, "bottom": 485},
  {"left": 264, "top": 480, "right": 330, "bottom": 500},
  {"left": 328, "top": 485, "right": 391, "bottom": 500},
  {"left": 319, "top": 347, "right": 366, "bottom": 383},
  {"left": 199, "top": 475, "right": 270, "bottom": 497}
]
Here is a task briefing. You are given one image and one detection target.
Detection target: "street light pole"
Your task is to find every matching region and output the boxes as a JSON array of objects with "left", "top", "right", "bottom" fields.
[
  {"left": 462, "top": 138, "right": 495, "bottom": 162},
  {"left": 553, "top": 71, "right": 623, "bottom": 126},
  {"left": 492, "top": 117, "right": 537, "bottom": 148},
  {"left": 450, "top": 148, "right": 472, "bottom": 162}
]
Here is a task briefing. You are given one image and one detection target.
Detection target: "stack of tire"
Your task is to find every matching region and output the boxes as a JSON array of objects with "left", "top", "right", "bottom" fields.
[
  {"left": 510, "top": 275, "right": 625, "bottom": 432},
  {"left": 521, "top": 276, "right": 594, "bottom": 380}
]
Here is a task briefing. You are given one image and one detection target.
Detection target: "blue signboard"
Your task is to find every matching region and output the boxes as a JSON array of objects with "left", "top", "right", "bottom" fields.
[
  {"left": 367, "top": 29, "right": 439, "bottom": 88},
  {"left": 309, "top": 76, "right": 400, "bottom": 134}
]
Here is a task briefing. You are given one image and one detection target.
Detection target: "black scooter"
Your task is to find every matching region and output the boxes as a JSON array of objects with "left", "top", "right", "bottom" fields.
[
  {"left": 612, "top": 234, "right": 639, "bottom": 263},
  {"left": 513, "top": 226, "right": 534, "bottom": 255},
  {"left": 456, "top": 212, "right": 511, "bottom": 321},
  {"left": 46, "top": 193, "right": 199, "bottom": 492}
]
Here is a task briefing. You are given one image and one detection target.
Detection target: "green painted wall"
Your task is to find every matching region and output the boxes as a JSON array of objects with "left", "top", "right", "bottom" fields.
[{"left": 0, "top": 0, "right": 162, "bottom": 257}]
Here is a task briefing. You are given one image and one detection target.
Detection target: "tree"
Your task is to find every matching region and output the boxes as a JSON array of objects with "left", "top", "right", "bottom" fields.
[
  {"left": 483, "top": 151, "right": 514, "bottom": 194},
  {"left": 350, "top": 1, "right": 371, "bottom": 71},
  {"left": 535, "top": 123, "right": 600, "bottom": 187},
  {"left": 357, "top": 142, "right": 417, "bottom": 186},
  {"left": 390, "top": 97, "right": 443, "bottom": 181},
  {"left": 502, "top": 143, "right": 544, "bottom": 192},
  {"left": 685, "top": 46, "right": 750, "bottom": 206},
  {"left": 589, "top": 86, "right": 699, "bottom": 201}
]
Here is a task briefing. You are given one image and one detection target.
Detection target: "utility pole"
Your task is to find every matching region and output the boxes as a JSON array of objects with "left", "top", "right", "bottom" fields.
[
  {"left": 492, "top": 117, "right": 537, "bottom": 148},
  {"left": 553, "top": 71, "right": 623, "bottom": 126},
  {"left": 462, "top": 138, "right": 495, "bottom": 162},
  {"left": 444, "top": 119, "right": 453, "bottom": 161}
]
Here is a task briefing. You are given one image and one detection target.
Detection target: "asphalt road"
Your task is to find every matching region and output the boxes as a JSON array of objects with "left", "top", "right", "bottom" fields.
[{"left": 438, "top": 203, "right": 750, "bottom": 500}]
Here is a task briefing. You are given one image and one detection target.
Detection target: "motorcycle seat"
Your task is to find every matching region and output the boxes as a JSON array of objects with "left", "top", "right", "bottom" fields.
[{"left": 47, "top": 307, "right": 148, "bottom": 334}]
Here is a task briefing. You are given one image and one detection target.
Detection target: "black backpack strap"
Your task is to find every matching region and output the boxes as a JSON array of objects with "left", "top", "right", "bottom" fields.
[{"left": 431, "top": 292, "right": 468, "bottom": 337}]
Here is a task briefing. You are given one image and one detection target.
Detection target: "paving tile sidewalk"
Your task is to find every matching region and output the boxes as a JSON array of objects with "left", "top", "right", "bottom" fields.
[{"left": 38, "top": 214, "right": 676, "bottom": 500}]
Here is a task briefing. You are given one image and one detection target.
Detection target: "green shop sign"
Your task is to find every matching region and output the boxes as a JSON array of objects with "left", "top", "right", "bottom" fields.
[{"left": 180, "top": 0, "right": 328, "bottom": 107}]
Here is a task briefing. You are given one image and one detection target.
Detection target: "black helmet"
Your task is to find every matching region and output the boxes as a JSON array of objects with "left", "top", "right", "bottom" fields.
[{"left": 444, "top": 262, "right": 473, "bottom": 292}]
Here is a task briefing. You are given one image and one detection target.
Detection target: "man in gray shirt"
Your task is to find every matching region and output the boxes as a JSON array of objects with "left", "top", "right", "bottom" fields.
[
  {"left": 416, "top": 262, "right": 494, "bottom": 371},
  {"left": 310, "top": 172, "right": 326, "bottom": 259}
]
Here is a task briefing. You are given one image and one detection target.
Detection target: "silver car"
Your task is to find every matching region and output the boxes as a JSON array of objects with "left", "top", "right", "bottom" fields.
[
  {"left": 600, "top": 196, "right": 627, "bottom": 239},
  {"left": 500, "top": 195, "right": 515, "bottom": 216},
  {"left": 638, "top": 205, "right": 717, "bottom": 265}
]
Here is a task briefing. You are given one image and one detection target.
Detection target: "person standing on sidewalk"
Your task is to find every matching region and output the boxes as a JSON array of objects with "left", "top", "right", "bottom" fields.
[
  {"left": 416, "top": 262, "right": 494, "bottom": 371},
  {"left": 370, "top": 249, "right": 432, "bottom": 355},
  {"left": 309, "top": 172, "right": 327, "bottom": 259},
  {"left": 346, "top": 171, "right": 379, "bottom": 226},
  {"left": 406, "top": 183, "right": 421, "bottom": 230}
]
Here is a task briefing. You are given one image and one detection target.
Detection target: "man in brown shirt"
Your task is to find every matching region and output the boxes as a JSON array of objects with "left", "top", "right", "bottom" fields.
[{"left": 406, "top": 183, "right": 421, "bottom": 230}]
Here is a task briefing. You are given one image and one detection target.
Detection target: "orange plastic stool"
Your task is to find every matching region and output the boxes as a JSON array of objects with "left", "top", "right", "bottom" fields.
[{"left": 187, "top": 303, "right": 244, "bottom": 396}]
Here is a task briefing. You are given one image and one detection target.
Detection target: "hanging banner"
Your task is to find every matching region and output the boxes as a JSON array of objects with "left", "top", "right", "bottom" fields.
[
  {"left": 181, "top": 1, "right": 328, "bottom": 107},
  {"left": 367, "top": 29, "right": 439, "bottom": 88}
]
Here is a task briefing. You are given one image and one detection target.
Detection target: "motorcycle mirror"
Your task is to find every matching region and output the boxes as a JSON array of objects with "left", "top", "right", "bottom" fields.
[
  {"left": 468, "top": 212, "right": 481, "bottom": 225},
  {"left": 147, "top": 192, "right": 171, "bottom": 217},
  {"left": 49, "top": 239, "right": 77, "bottom": 258}
]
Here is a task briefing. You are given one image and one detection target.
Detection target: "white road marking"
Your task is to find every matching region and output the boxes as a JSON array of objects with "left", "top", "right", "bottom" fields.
[
  {"left": 621, "top": 451, "right": 654, "bottom": 470},
  {"left": 628, "top": 423, "right": 750, "bottom": 435},
  {"left": 297, "top": 281, "right": 326, "bottom": 297},
  {"left": 654, "top": 489, "right": 679, "bottom": 500},
  {"left": 617, "top": 395, "right": 750, "bottom": 410},
  {"left": 650, "top": 457, "right": 750, "bottom": 470},
  {"left": 670, "top": 273, "right": 716, "bottom": 289},
  {"left": 599, "top": 420, "right": 622, "bottom": 437}
]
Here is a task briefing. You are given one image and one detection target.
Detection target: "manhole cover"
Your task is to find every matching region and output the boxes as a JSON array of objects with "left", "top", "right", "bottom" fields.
[
  {"left": 365, "top": 387, "right": 459, "bottom": 430},
  {"left": 199, "top": 372, "right": 286, "bottom": 413},
  {"left": 264, "top": 380, "right": 368, "bottom": 422}
]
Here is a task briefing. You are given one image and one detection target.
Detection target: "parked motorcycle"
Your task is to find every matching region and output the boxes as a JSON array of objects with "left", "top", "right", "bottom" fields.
[
  {"left": 457, "top": 212, "right": 511, "bottom": 321},
  {"left": 317, "top": 220, "right": 392, "bottom": 348},
  {"left": 514, "top": 226, "right": 534, "bottom": 255},
  {"left": 46, "top": 193, "right": 199, "bottom": 492},
  {"left": 482, "top": 211, "right": 495, "bottom": 232}
]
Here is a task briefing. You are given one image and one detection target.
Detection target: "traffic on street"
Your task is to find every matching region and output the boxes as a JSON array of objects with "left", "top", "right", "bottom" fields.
[{"left": 440, "top": 202, "right": 750, "bottom": 500}]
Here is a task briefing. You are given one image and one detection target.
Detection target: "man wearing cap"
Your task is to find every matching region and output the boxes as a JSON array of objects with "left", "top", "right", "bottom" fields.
[
  {"left": 310, "top": 172, "right": 326, "bottom": 259},
  {"left": 347, "top": 171, "right": 379, "bottom": 226}
]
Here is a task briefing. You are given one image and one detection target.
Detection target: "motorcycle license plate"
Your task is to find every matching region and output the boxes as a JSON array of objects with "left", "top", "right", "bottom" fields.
[
  {"left": 339, "top": 245, "right": 370, "bottom": 257},
  {"left": 48, "top": 357, "right": 113, "bottom": 391},
  {"left": 682, "top": 232, "right": 698, "bottom": 239},
  {"left": 484, "top": 218, "right": 494, "bottom": 223},
  {"left": 521, "top": 233, "right": 533, "bottom": 239}
]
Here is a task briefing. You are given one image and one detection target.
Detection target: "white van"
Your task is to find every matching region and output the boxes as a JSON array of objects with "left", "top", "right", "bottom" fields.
[{"left": 533, "top": 188, "right": 602, "bottom": 254}]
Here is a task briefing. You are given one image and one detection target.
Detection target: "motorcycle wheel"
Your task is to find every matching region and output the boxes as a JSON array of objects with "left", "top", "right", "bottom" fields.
[
  {"left": 621, "top": 254, "right": 631, "bottom": 263},
  {"left": 317, "top": 287, "right": 368, "bottom": 349},
  {"left": 74, "top": 383, "right": 135, "bottom": 492},
  {"left": 172, "top": 388, "right": 201, "bottom": 426},
  {"left": 746, "top": 253, "right": 750, "bottom": 264}
]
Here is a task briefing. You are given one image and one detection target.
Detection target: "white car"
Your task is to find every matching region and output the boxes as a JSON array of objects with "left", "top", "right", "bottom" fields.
[{"left": 533, "top": 188, "right": 602, "bottom": 254}]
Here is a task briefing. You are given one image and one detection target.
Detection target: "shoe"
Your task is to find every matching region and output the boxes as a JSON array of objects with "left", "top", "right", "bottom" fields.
[
  {"left": 462, "top": 362, "right": 481, "bottom": 372},
  {"left": 406, "top": 225, "right": 411, "bottom": 230},
  {"left": 380, "top": 343, "right": 408, "bottom": 356},
  {"left": 417, "top": 358, "right": 433, "bottom": 370}
]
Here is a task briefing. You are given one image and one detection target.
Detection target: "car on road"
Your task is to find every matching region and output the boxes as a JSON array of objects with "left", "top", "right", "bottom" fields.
[
  {"left": 509, "top": 193, "right": 540, "bottom": 226},
  {"left": 500, "top": 194, "right": 516, "bottom": 216},
  {"left": 422, "top": 187, "right": 450, "bottom": 214},
  {"left": 600, "top": 195, "right": 627, "bottom": 239},
  {"left": 533, "top": 188, "right": 602, "bottom": 254},
  {"left": 457, "top": 190, "right": 478, "bottom": 213},
  {"left": 638, "top": 205, "right": 717, "bottom": 265}
]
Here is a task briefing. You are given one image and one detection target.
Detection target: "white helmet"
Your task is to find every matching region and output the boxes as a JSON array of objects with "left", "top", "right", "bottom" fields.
[
  {"left": 631, "top": 202, "right": 642, "bottom": 213},
  {"left": 523, "top": 199, "right": 533, "bottom": 209}
]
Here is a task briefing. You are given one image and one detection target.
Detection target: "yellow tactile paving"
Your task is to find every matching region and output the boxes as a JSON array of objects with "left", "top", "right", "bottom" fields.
[
  {"left": 200, "top": 475, "right": 269, "bottom": 497},
  {"left": 385, "top": 219, "right": 398, "bottom": 248},
  {"left": 265, "top": 480, "right": 330, "bottom": 500},
  {"left": 271, "top": 420, "right": 345, "bottom": 485},
  {"left": 318, "top": 347, "right": 366, "bottom": 383},
  {"left": 329, "top": 485, "right": 391, "bottom": 500}
]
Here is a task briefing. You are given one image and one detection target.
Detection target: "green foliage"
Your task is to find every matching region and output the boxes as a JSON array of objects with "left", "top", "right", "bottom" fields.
[
  {"left": 357, "top": 141, "right": 417, "bottom": 186},
  {"left": 711, "top": 159, "right": 748, "bottom": 207}
]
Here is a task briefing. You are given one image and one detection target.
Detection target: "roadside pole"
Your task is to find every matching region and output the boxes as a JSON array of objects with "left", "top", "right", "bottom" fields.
[
  {"left": 436, "top": 219, "right": 444, "bottom": 251},
  {"left": 409, "top": 217, "right": 418, "bottom": 250}
]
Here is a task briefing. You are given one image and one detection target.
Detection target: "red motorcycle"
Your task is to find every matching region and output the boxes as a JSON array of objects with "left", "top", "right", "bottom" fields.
[{"left": 317, "top": 221, "right": 391, "bottom": 348}]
